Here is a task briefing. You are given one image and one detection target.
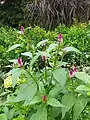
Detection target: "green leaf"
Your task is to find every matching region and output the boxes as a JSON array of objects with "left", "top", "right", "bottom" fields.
[
  {"left": 63, "top": 46, "right": 81, "bottom": 54},
  {"left": 30, "top": 53, "right": 40, "bottom": 67},
  {"left": 76, "top": 85, "right": 90, "bottom": 92},
  {"left": 49, "top": 84, "right": 62, "bottom": 98},
  {"left": 28, "top": 96, "right": 41, "bottom": 105},
  {"left": 75, "top": 72, "right": 90, "bottom": 84},
  {"left": 14, "top": 82, "right": 37, "bottom": 104},
  {"left": 52, "top": 107, "right": 61, "bottom": 118},
  {"left": 37, "top": 39, "right": 48, "bottom": 48},
  {"left": 3, "top": 106, "right": 8, "bottom": 114},
  {"left": 23, "top": 82, "right": 37, "bottom": 106},
  {"left": 7, "top": 109, "right": 15, "bottom": 120},
  {"left": 30, "top": 106, "right": 47, "bottom": 120},
  {"left": 73, "top": 96, "right": 87, "bottom": 120},
  {"left": 21, "top": 52, "right": 32, "bottom": 58},
  {"left": 47, "top": 43, "right": 58, "bottom": 52},
  {"left": 0, "top": 113, "right": 7, "bottom": 120},
  {"left": 62, "top": 93, "right": 76, "bottom": 118},
  {"left": 7, "top": 44, "right": 21, "bottom": 52},
  {"left": 53, "top": 68, "right": 67, "bottom": 86},
  {"left": 47, "top": 98, "right": 65, "bottom": 107},
  {"left": 11, "top": 68, "right": 21, "bottom": 87}
]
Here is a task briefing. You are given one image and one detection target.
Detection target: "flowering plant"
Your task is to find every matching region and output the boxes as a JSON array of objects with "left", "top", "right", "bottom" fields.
[{"left": 0, "top": 34, "right": 90, "bottom": 120}]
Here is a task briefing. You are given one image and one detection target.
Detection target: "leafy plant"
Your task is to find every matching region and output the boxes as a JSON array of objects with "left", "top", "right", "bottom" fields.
[{"left": 1, "top": 33, "right": 89, "bottom": 120}]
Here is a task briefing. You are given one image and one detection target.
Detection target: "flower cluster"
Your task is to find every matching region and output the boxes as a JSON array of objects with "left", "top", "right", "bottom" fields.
[
  {"left": 69, "top": 65, "right": 77, "bottom": 78},
  {"left": 4, "top": 76, "right": 12, "bottom": 88},
  {"left": 4, "top": 76, "right": 26, "bottom": 88}
]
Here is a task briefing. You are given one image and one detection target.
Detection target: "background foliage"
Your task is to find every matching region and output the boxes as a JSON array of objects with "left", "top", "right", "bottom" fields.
[{"left": 0, "top": 23, "right": 90, "bottom": 74}]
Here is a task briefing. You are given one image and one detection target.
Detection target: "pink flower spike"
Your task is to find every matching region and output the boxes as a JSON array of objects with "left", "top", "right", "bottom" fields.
[
  {"left": 69, "top": 70, "right": 74, "bottom": 78},
  {"left": 17, "top": 58, "right": 23, "bottom": 67},
  {"left": 42, "top": 95, "right": 47, "bottom": 102},
  {"left": 73, "top": 67, "right": 77, "bottom": 72},
  {"left": 41, "top": 55, "right": 47, "bottom": 61},
  {"left": 20, "top": 26, "right": 24, "bottom": 34},
  {"left": 58, "top": 33, "right": 63, "bottom": 43}
]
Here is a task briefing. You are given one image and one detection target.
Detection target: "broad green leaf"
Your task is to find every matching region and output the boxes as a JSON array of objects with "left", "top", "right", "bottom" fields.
[
  {"left": 76, "top": 85, "right": 90, "bottom": 92},
  {"left": 7, "top": 44, "right": 21, "bottom": 52},
  {"left": 13, "top": 92, "right": 25, "bottom": 102},
  {"left": 47, "top": 98, "right": 65, "bottom": 107},
  {"left": 75, "top": 72, "right": 90, "bottom": 84},
  {"left": 47, "top": 43, "right": 58, "bottom": 52},
  {"left": 49, "top": 84, "right": 62, "bottom": 98},
  {"left": 23, "top": 82, "right": 37, "bottom": 106},
  {"left": 62, "top": 93, "right": 76, "bottom": 118},
  {"left": 53, "top": 68, "right": 67, "bottom": 86},
  {"left": 14, "top": 82, "right": 37, "bottom": 104},
  {"left": 11, "top": 68, "right": 21, "bottom": 87},
  {"left": 37, "top": 39, "right": 48, "bottom": 48},
  {"left": 63, "top": 46, "right": 81, "bottom": 54},
  {"left": 0, "top": 113, "right": 7, "bottom": 120},
  {"left": 21, "top": 52, "right": 32, "bottom": 58},
  {"left": 29, "top": 96, "right": 41, "bottom": 105},
  {"left": 52, "top": 107, "right": 61, "bottom": 118},
  {"left": 30, "top": 106, "right": 47, "bottom": 120},
  {"left": 73, "top": 96, "right": 87, "bottom": 120}
]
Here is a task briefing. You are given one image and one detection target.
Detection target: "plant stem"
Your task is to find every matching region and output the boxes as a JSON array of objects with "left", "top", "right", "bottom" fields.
[
  {"left": 26, "top": 69, "right": 39, "bottom": 89},
  {"left": 45, "top": 61, "right": 47, "bottom": 82}
]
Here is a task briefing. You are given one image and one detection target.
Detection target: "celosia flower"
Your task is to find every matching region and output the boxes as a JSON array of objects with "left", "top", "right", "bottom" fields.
[
  {"left": 41, "top": 55, "right": 47, "bottom": 61},
  {"left": 69, "top": 70, "right": 74, "bottom": 78},
  {"left": 20, "top": 26, "right": 24, "bottom": 34},
  {"left": 17, "top": 58, "right": 23, "bottom": 67},
  {"left": 69, "top": 66, "right": 77, "bottom": 78},
  {"left": 42, "top": 95, "right": 47, "bottom": 102},
  {"left": 73, "top": 67, "right": 77, "bottom": 72},
  {"left": 58, "top": 33, "right": 63, "bottom": 43}
]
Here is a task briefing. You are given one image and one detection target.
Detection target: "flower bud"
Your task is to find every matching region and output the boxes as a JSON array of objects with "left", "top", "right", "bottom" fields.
[
  {"left": 69, "top": 70, "right": 74, "bottom": 78},
  {"left": 42, "top": 95, "right": 47, "bottom": 102},
  {"left": 17, "top": 58, "right": 23, "bottom": 67},
  {"left": 41, "top": 55, "right": 47, "bottom": 61},
  {"left": 20, "top": 26, "right": 24, "bottom": 34},
  {"left": 58, "top": 33, "right": 63, "bottom": 43}
]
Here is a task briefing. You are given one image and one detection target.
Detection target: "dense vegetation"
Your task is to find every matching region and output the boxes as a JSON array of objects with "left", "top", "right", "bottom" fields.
[
  {"left": 0, "top": 23, "right": 90, "bottom": 120},
  {"left": 0, "top": 0, "right": 90, "bottom": 120}
]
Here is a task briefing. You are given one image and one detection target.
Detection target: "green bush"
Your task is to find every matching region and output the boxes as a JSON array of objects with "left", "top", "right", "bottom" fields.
[
  {"left": 0, "top": 23, "right": 90, "bottom": 120},
  {"left": 0, "top": 23, "right": 90, "bottom": 72}
]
